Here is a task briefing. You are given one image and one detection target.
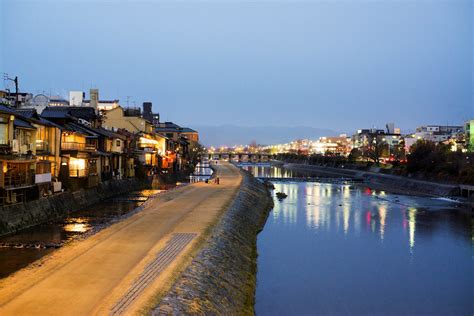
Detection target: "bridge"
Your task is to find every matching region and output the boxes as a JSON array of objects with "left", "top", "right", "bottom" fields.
[{"left": 204, "top": 152, "right": 272, "bottom": 163}]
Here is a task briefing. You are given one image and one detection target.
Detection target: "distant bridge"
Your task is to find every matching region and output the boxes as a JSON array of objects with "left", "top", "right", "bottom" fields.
[{"left": 204, "top": 152, "right": 271, "bottom": 162}]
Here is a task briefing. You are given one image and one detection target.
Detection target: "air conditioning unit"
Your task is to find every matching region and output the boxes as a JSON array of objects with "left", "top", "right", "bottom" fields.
[{"left": 11, "top": 139, "right": 19, "bottom": 153}]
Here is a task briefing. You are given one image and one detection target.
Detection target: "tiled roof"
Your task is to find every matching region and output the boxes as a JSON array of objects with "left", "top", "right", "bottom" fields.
[
  {"left": 0, "top": 104, "right": 18, "bottom": 115},
  {"left": 14, "top": 118, "right": 35, "bottom": 129},
  {"left": 155, "top": 127, "right": 181, "bottom": 133},
  {"left": 63, "top": 123, "right": 99, "bottom": 137},
  {"left": 156, "top": 122, "right": 181, "bottom": 129},
  {"left": 180, "top": 127, "right": 197, "bottom": 133},
  {"left": 41, "top": 107, "right": 73, "bottom": 119},
  {"left": 15, "top": 109, "right": 62, "bottom": 128},
  {"left": 42, "top": 106, "right": 98, "bottom": 120},
  {"left": 91, "top": 127, "right": 126, "bottom": 140},
  {"left": 36, "top": 117, "right": 62, "bottom": 128},
  {"left": 14, "top": 109, "right": 36, "bottom": 118}
]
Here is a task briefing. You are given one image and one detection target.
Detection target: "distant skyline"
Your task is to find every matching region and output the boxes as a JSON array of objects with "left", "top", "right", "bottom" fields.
[{"left": 1, "top": 0, "right": 472, "bottom": 140}]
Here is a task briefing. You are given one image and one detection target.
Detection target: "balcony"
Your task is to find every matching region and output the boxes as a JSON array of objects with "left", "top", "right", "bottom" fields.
[
  {"left": 36, "top": 140, "right": 50, "bottom": 154},
  {"left": 61, "top": 142, "right": 96, "bottom": 151},
  {"left": 3, "top": 171, "right": 34, "bottom": 189}
]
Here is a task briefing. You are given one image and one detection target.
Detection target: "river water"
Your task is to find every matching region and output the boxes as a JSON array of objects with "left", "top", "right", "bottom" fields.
[
  {"left": 243, "top": 165, "right": 472, "bottom": 316},
  {"left": 0, "top": 188, "right": 164, "bottom": 279}
]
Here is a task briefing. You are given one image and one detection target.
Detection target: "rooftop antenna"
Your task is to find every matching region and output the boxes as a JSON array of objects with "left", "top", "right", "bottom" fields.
[{"left": 126, "top": 96, "right": 131, "bottom": 107}]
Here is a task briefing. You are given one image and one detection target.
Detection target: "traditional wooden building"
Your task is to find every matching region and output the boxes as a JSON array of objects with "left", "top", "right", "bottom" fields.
[
  {"left": 41, "top": 107, "right": 100, "bottom": 190},
  {"left": 0, "top": 105, "right": 37, "bottom": 204}
]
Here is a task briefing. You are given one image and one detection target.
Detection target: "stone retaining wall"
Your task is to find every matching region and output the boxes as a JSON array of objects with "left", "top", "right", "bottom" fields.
[
  {"left": 153, "top": 169, "right": 273, "bottom": 315},
  {"left": 0, "top": 178, "right": 147, "bottom": 236}
]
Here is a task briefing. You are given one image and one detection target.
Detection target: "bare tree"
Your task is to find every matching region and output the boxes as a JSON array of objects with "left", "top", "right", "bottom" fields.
[{"left": 362, "top": 134, "right": 386, "bottom": 165}]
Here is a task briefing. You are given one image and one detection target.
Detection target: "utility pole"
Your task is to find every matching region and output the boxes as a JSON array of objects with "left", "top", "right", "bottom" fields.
[
  {"left": 13, "top": 76, "right": 18, "bottom": 107},
  {"left": 3, "top": 73, "right": 19, "bottom": 107}
]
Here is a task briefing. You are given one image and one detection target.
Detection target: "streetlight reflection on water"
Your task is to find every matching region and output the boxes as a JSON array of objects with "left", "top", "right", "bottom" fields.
[
  {"left": 249, "top": 165, "right": 471, "bottom": 315},
  {"left": 273, "top": 181, "right": 418, "bottom": 251}
]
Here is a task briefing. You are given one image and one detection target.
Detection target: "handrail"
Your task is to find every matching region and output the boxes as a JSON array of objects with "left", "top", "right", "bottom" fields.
[{"left": 61, "top": 142, "right": 96, "bottom": 151}]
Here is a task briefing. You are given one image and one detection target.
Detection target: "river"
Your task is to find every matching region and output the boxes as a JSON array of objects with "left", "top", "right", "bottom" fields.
[
  {"left": 243, "top": 165, "right": 472, "bottom": 316},
  {"left": 0, "top": 188, "right": 166, "bottom": 279}
]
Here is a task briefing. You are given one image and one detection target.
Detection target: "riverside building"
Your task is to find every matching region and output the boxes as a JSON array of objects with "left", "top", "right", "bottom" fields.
[{"left": 0, "top": 87, "right": 199, "bottom": 206}]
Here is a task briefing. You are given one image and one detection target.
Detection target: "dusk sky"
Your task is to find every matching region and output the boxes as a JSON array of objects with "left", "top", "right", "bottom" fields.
[{"left": 1, "top": 0, "right": 472, "bottom": 140}]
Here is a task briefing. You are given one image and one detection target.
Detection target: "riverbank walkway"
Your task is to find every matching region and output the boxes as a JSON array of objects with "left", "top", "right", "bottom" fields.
[{"left": 0, "top": 162, "right": 242, "bottom": 315}]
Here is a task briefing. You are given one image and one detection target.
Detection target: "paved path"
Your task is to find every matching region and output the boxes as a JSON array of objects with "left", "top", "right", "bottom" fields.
[{"left": 0, "top": 162, "right": 242, "bottom": 316}]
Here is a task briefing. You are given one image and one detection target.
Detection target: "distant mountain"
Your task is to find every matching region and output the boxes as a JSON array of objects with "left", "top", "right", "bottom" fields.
[{"left": 193, "top": 125, "right": 340, "bottom": 147}]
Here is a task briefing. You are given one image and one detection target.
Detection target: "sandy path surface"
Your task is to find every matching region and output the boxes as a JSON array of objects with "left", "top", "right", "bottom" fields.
[{"left": 0, "top": 162, "right": 242, "bottom": 315}]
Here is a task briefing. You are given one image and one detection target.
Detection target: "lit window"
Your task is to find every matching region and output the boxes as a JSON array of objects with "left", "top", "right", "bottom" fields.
[
  {"left": 69, "top": 157, "right": 87, "bottom": 177},
  {"left": 0, "top": 116, "right": 8, "bottom": 145}
]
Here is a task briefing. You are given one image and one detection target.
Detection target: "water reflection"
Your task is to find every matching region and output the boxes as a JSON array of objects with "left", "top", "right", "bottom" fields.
[
  {"left": 252, "top": 166, "right": 471, "bottom": 315},
  {"left": 241, "top": 165, "right": 299, "bottom": 178},
  {"left": 63, "top": 222, "right": 91, "bottom": 234},
  {"left": 0, "top": 188, "right": 160, "bottom": 279},
  {"left": 269, "top": 181, "right": 465, "bottom": 249},
  {"left": 378, "top": 205, "right": 387, "bottom": 240},
  {"left": 408, "top": 207, "right": 417, "bottom": 250}
]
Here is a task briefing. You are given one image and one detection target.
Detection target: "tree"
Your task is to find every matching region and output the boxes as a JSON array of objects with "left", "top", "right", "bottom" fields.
[
  {"left": 348, "top": 148, "right": 362, "bottom": 163},
  {"left": 188, "top": 142, "right": 204, "bottom": 163},
  {"left": 362, "top": 134, "right": 386, "bottom": 165}
]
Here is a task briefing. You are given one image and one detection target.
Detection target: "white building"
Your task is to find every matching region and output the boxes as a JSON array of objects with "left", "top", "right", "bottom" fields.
[
  {"left": 413, "top": 125, "right": 463, "bottom": 143},
  {"left": 69, "top": 91, "right": 85, "bottom": 106}
]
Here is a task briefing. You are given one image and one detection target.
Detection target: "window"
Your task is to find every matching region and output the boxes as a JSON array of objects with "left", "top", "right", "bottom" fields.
[
  {"left": 36, "top": 126, "right": 50, "bottom": 152},
  {"left": 145, "top": 153, "right": 153, "bottom": 165},
  {"left": 22, "top": 131, "right": 32, "bottom": 146},
  {"left": 0, "top": 122, "right": 8, "bottom": 145},
  {"left": 116, "top": 140, "right": 121, "bottom": 147},
  {"left": 69, "top": 157, "right": 87, "bottom": 177}
]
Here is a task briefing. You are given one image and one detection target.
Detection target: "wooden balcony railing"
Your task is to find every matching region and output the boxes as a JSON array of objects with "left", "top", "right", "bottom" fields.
[
  {"left": 61, "top": 142, "right": 96, "bottom": 151},
  {"left": 36, "top": 141, "right": 50, "bottom": 153},
  {"left": 3, "top": 171, "right": 34, "bottom": 188}
]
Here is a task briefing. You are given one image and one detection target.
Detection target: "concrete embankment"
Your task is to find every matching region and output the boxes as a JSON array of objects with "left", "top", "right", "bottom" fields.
[
  {"left": 0, "top": 178, "right": 148, "bottom": 236},
  {"left": 284, "top": 163, "right": 459, "bottom": 197},
  {"left": 153, "top": 169, "right": 273, "bottom": 315}
]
